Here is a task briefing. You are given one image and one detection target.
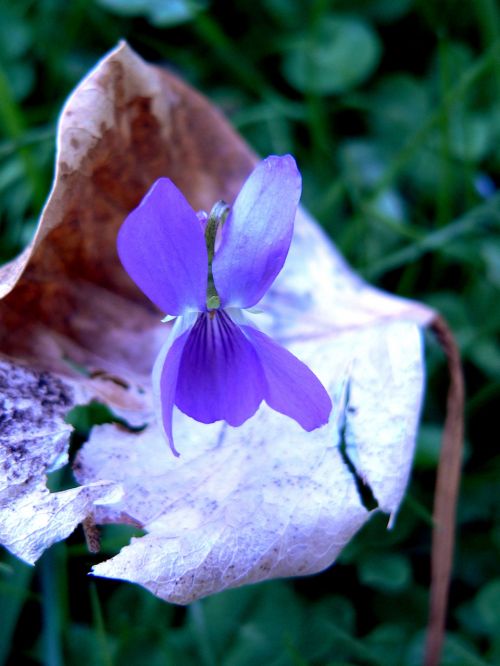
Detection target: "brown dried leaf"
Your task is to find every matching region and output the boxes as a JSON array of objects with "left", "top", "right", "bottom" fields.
[{"left": 0, "top": 43, "right": 437, "bottom": 599}]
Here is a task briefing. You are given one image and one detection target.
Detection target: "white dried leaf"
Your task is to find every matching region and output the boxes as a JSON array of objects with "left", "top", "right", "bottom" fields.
[
  {"left": 75, "top": 317, "right": 425, "bottom": 603},
  {"left": 0, "top": 359, "right": 122, "bottom": 564}
]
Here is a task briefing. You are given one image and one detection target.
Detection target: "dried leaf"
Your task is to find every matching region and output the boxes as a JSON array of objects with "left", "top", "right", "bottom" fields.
[
  {"left": 0, "top": 43, "right": 435, "bottom": 600},
  {"left": 74, "top": 318, "right": 424, "bottom": 603},
  {"left": 0, "top": 358, "right": 122, "bottom": 564}
]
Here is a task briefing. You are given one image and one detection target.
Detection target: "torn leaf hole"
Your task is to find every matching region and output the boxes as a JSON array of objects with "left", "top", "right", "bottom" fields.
[
  {"left": 338, "top": 382, "right": 379, "bottom": 512},
  {"left": 65, "top": 400, "right": 146, "bottom": 461}
]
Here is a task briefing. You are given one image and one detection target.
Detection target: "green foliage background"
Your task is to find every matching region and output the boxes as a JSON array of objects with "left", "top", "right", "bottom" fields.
[{"left": 1, "top": 0, "right": 499, "bottom": 664}]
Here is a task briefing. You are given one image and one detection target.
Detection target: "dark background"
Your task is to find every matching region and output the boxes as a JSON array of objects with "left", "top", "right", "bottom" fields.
[{"left": 0, "top": 0, "right": 499, "bottom": 664}]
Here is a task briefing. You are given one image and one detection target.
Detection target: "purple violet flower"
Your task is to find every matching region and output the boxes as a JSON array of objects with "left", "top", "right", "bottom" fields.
[{"left": 117, "top": 155, "right": 332, "bottom": 455}]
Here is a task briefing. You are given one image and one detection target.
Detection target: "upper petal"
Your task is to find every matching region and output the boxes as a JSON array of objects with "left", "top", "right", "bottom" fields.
[
  {"left": 242, "top": 325, "right": 332, "bottom": 431},
  {"left": 212, "top": 156, "right": 301, "bottom": 308},
  {"left": 175, "top": 311, "right": 266, "bottom": 426},
  {"left": 118, "top": 178, "right": 208, "bottom": 315}
]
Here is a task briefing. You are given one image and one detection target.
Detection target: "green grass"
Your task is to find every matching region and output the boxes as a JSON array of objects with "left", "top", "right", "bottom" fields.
[{"left": 1, "top": 0, "right": 500, "bottom": 664}]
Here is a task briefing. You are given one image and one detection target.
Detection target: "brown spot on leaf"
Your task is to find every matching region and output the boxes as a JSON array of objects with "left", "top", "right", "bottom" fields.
[{"left": 0, "top": 358, "right": 74, "bottom": 496}]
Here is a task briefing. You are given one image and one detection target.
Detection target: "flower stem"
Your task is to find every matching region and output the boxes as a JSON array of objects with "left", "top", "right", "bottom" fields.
[{"left": 204, "top": 200, "right": 230, "bottom": 309}]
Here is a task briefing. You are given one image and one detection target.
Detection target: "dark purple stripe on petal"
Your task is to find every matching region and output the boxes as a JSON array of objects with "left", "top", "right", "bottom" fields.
[
  {"left": 213, "top": 155, "right": 301, "bottom": 309},
  {"left": 242, "top": 325, "right": 332, "bottom": 431},
  {"left": 175, "top": 311, "right": 266, "bottom": 426},
  {"left": 118, "top": 178, "right": 208, "bottom": 315}
]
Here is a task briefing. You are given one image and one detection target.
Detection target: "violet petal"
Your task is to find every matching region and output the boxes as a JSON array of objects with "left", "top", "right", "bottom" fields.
[
  {"left": 175, "top": 311, "right": 266, "bottom": 426},
  {"left": 212, "top": 156, "right": 301, "bottom": 308},
  {"left": 118, "top": 178, "right": 208, "bottom": 315},
  {"left": 242, "top": 324, "right": 332, "bottom": 431}
]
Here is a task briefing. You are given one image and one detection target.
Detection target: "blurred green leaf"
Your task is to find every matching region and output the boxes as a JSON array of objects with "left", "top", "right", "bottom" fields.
[
  {"left": 359, "top": 553, "right": 412, "bottom": 592},
  {"left": 0, "top": 553, "right": 34, "bottom": 666},
  {"left": 334, "top": 0, "right": 414, "bottom": 23},
  {"left": 282, "top": 16, "right": 381, "bottom": 94},
  {"left": 480, "top": 239, "right": 500, "bottom": 287},
  {"left": 0, "top": 5, "right": 32, "bottom": 61},
  {"left": 3, "top": 61, "right": 35, "bottom": 101},
  {"left": 66, "top": 624, "right": 116, "bottom": 666},
  {"left": 298, "top": 596, "right": 356, "bottom": 662},
  {"left": 96, "top": 0, "right": 207, "bottom": 26},
  {"left": 217, "top": 583, "right": 303, "bottom": 666},
  {"left": 262, "top": 0, "right": 305, "bottom": 29},
  {"left": 414, "top": 424, "right": 443, "bottom": 469},
  {"left": 447, "top": 111, "right": 491, "bottom": 162},
  {"left": 370, "top": 75, "right": 431, "bottom": 144},
  {"left": 474, "top": 579, "right": 500, "bottom": 636},
  {"left": 365, "top": 623, "right": 410, "bottom": 665}
]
